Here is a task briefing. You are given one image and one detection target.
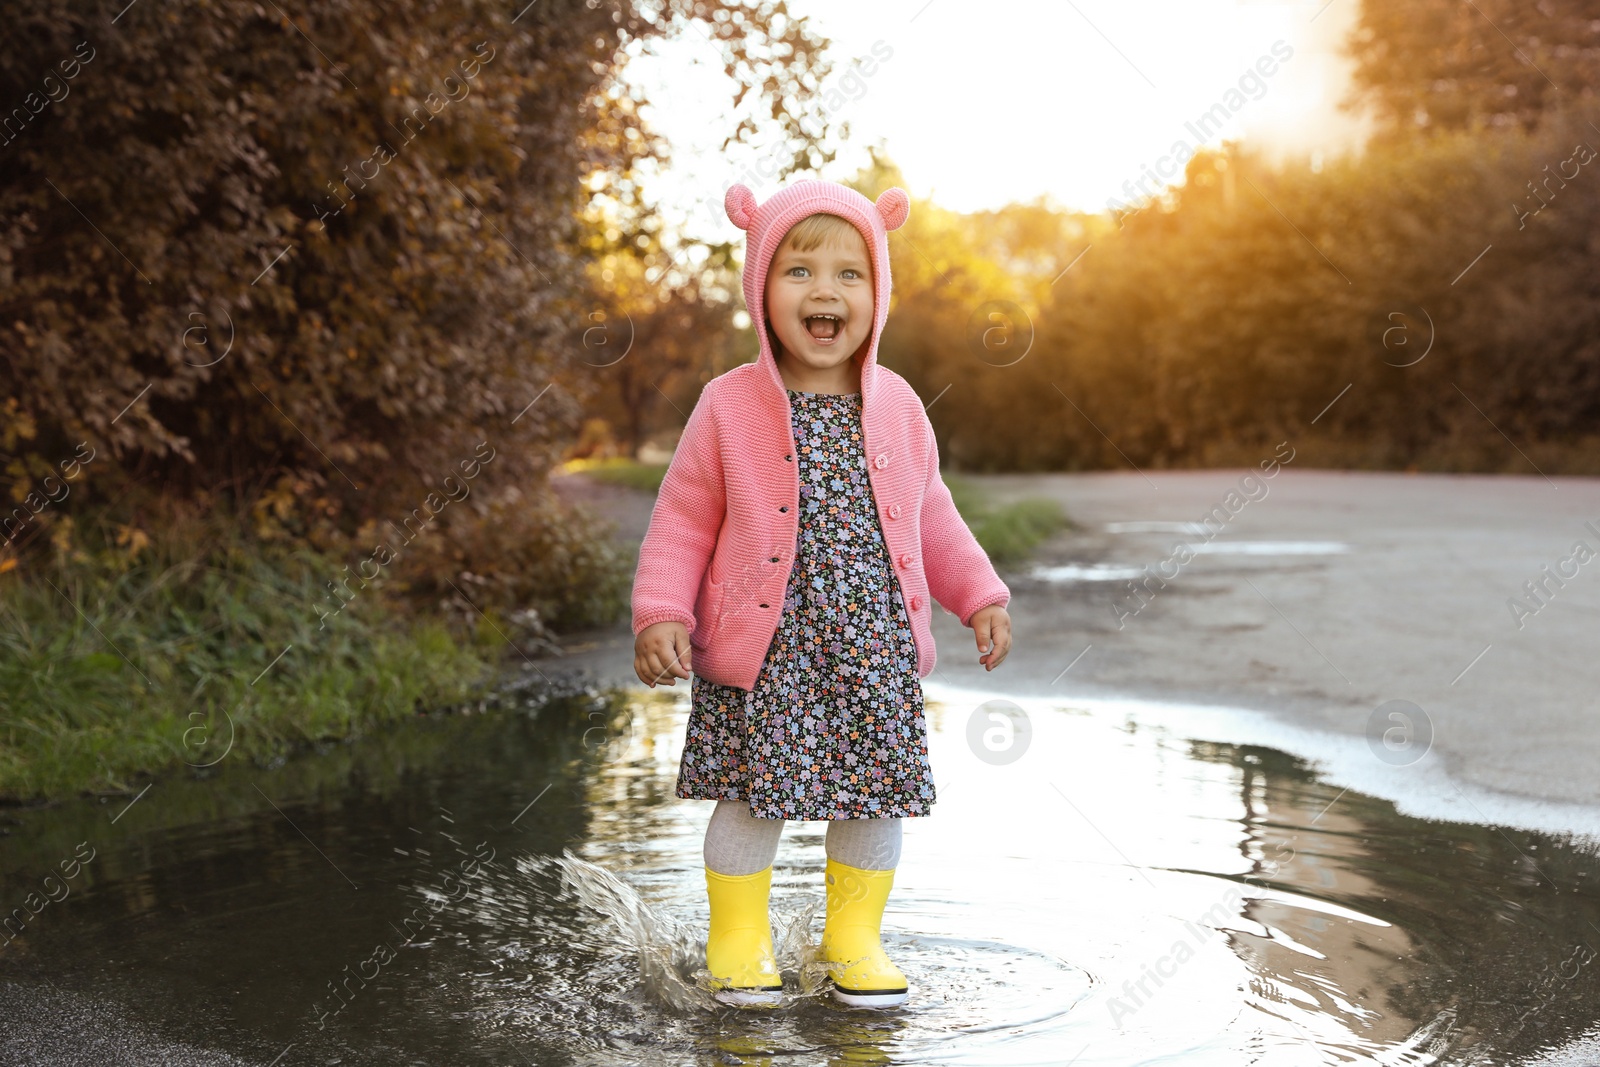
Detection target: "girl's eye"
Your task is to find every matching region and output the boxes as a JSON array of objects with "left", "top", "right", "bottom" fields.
[
  {"left": 841, "top": 269, "right": 861, "bottom": 280},
  {"left": 789, "top": 266, "right": 809, "bottom": 277}
]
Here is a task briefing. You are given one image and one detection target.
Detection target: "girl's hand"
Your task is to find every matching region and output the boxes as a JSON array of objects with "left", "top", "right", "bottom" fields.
[
  {"left": 635, "top": 621, "right": 693, "bottom": 687},
  {"left": 970, "top": 605, "right": 1012, "bottom": 671}
]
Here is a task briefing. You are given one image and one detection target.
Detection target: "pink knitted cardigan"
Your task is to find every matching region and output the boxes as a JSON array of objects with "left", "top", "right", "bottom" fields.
[{"left": 630, "top": 178, "right": 1010, "bottom": 690}]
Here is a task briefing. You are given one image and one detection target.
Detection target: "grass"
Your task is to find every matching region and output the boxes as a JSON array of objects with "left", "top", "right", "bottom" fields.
[
  {"left": 945, "top": 475, "right": 1071, "bottom": 567},
  {"left": 0, "top": 508, "right": 503, "bottom": 802},
  {"left": 563, "top": 457, "right": 670, "bottom": 493},
  {"left": 968, "top": 498, "right": 1072, "bottom": 566}
]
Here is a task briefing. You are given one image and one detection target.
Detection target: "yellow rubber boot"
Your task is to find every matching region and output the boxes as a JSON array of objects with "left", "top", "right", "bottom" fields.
[
  {"left": 821, "top": 858, "right": 909, "bottom": 1008},
  {"left": 704, "top": 865, "right": 784, "bottom": 1006}
]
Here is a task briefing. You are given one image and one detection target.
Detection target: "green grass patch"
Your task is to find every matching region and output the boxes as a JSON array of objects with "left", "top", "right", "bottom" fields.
[
  {"left": 564, "top": 457, "right": 670, "bottom": 493},
  {"left": 944, "top": 475, "right": 1071, "bottom": 567},
  {"left": 0, "top": 509, "right": 501, "bottom": 802}
]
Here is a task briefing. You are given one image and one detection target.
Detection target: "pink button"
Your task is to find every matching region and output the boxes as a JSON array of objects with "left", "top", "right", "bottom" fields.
[
  {"left": 910, "top": 595, "right": 922, "bottom": 610},
  {"left": 887, "top": 504, "right": 901, "bottom": 519},
  {"left": 874, "top": 454, "right": 888, "bottom": 469},
  {"left": 898, "top": 553, "right": 913, "bottom": 568}
]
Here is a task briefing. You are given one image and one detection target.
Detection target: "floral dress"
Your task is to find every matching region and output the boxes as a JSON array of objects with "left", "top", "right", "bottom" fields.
[{"left": 675, "top": 389, "right": 937, "bottom": 821}]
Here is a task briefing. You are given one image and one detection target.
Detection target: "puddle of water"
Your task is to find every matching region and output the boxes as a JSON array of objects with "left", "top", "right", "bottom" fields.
[
  {"left": 2, "top": 687, "right": 1599, "bottom": 1065},
  {"left": 1100, "top": 522, "right": 1351, "bottom": 558},
  {"left": 1105, "top": 522, "right": 1213, "bottom": 535},
  {"left": 1031, "top": 563, "right": 1150, "bottom": 582},
  {"left": 1189, "top": 541, "right": 1350, "bottom": 555},
  {"left": 1033, "top": 543, "right": 1348, "bottom": 585}
]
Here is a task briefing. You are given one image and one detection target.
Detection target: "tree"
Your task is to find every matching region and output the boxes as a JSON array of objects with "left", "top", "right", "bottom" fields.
[{"left": 1343, "top": 0, "right": 1600, "bottom": 136}]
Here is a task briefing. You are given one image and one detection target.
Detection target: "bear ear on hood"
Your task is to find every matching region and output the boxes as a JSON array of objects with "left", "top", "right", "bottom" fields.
[
  {"left": 875, "top": 188, "right": 910, "bottom": 231},
  {"left": 725, "top": 183, "right": 758, "bottom": 230}
]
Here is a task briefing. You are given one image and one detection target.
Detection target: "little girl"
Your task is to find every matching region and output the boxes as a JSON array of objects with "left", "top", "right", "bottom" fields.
[{"left": 631, "top": 178, "right": 1013, "bottom": 1009}]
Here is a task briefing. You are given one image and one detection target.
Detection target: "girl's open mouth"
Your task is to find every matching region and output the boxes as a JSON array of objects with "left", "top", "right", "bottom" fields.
[{"left": 804, "top": 314, "right": 843, "bottom": 344}]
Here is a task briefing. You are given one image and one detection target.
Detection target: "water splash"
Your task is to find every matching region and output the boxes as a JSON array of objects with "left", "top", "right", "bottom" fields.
[{"left": 556, "top": 849, "right": 847, "bottom": 1012}]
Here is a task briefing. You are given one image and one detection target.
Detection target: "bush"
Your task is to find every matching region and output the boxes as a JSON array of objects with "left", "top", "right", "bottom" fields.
[{"left": 397, "top": 489, "right": 633, "bottom": 634}]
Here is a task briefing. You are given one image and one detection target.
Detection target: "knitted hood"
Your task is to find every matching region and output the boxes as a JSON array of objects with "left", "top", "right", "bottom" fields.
[{"left": 724, "top": 179, "right": 910, "bottom": 402}]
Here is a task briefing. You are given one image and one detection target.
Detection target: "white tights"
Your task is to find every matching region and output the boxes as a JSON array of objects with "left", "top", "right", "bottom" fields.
[{"left": 702, "top": 798, "right": 904, "bottom": 876}]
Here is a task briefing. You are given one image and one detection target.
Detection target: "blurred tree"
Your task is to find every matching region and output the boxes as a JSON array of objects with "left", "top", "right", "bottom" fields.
[
  {"left": 571, "top": 220, "right": 748, "bottom": 458},
  {"left": 1343, "top": 0, "right": 1600, "bottom": 136}
]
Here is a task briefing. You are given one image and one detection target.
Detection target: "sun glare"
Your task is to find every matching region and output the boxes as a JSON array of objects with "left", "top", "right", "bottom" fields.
[{"left": 626, "top": 0, "right": 1368, "bottom": 234}]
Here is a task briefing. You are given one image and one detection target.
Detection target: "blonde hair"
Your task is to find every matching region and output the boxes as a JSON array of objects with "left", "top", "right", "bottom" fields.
[{"left": 777, "top": 213, "right": 869, "bottom": 257}]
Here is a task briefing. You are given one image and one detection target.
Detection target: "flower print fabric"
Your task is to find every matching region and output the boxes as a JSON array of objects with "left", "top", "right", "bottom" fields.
[{"left": 676, "top": 390, "right": 937, "bottom": 820}]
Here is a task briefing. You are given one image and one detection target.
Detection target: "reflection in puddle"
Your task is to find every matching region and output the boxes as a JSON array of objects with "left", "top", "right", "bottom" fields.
[
  {"left": 1, "top": 687, "right": 1598, "bottom": 1065},
  {"left": 1105, "top": 522, "right": 1213, "bottom": 534},
  {"left": 1031, "top": 562, "right": 1149, "bottom": 582},
  {"left": 1100, "top": 521, "right": 1351, "bottom": 558},
  {"left": 1033, "top": 544, "right": 1349, "bottom": 585},
  {"left": 1189, "top": 540, "right": 1349, "bottom": 555}
]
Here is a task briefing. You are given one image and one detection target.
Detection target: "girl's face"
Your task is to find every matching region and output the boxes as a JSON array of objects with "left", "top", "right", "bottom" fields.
[{"left": 764, "top": 227, "right": 875, "bottom": 376}]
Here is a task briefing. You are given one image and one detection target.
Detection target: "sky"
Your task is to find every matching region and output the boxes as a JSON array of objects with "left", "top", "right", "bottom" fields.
[{"left": 623, "top": 0, "right": 1373, "bottom": 239}]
